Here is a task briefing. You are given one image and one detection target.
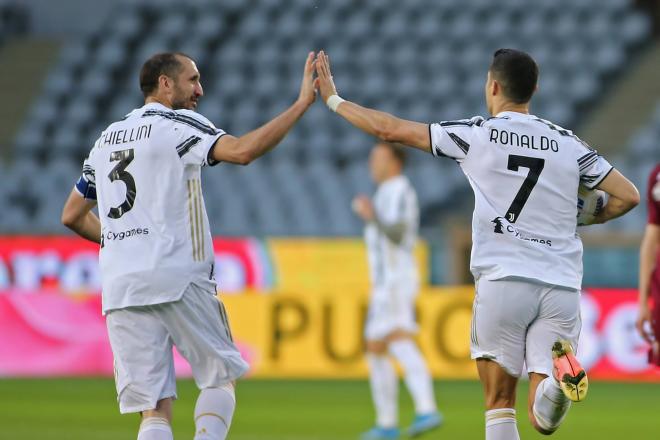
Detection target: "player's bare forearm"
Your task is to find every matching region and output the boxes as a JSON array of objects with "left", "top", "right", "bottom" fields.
[
  {"left": 336, "top": 102, "right": 430, "bottom": 153},
  {"left": 70, "top": 212, "right": 102, "bottom": 244},
  {"left": 212, "top": 52, "right": 316, "bottom": 165},
  {"left": 639, "top": 225, "right": 660, "bottom": 304},
  {"left": 373, "top": 216, "right": 406, "bottom": 244},
  {"left": 61, "top": 189, "right": 101, "bottom": 244},
  {"left": 593, "top": 195, "right": 638, "bottom": 224},
  {"left": 315, "top": 50, "right": 430, "bottom": 152},
  {"left": 242, "top": 99, "right": 309, "bottom": 161},
  {"left": 593, "top": 169, "right": 640, "bottom": 224}
]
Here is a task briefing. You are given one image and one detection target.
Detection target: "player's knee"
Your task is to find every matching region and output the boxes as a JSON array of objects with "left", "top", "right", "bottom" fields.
[{"left": 365, "top": 340, "right": 387, "bottom": 354}]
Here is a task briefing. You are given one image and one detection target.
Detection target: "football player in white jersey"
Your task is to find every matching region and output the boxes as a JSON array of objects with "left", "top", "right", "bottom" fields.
[
  {"left": 353, "top": 142, "right": 441, "bottom": 439},
  {"left": 315, "top": 49, "right": 639, "bottom": 440},
  {"left": 61, "top": 51, "right": 318, "bottom": 440}
]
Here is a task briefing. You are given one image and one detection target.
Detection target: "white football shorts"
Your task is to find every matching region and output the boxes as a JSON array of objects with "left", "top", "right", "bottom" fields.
[
  {"left": 470, "top": 277, "right": 581, "bottom": 378},
  {"left": 365, "top": 281, "right": 419, "bottom": 341},
  {"left": 106, "top": 283, "right": 249, "bottom": 414}
]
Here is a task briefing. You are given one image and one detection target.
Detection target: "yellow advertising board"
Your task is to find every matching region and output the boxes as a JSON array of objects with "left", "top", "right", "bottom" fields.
[
  {"left": 267, "top": 239, "right": 429, "bottom": 294},
  {"left": 222, "top": 286, "right": 477, "bottom": 379}
]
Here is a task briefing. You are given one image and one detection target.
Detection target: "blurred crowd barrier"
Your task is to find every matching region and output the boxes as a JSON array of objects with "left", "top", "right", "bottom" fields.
[{"left": 0, "top": 236, "right": 656, "bottom": 381}]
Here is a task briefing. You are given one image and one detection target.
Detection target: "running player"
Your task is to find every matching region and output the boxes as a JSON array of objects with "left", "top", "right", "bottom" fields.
[
  {"left": 61, "top": 51, "right": 318, "bottom": 440},
  {"left": 314, "top": 49, "right": 639, "bottom": 439},
  {"left": 637, "top": 163, "right": 660, "bottom": 365},
  {"left": 353, "top": 142, "right": 441, "bottom": 439}
]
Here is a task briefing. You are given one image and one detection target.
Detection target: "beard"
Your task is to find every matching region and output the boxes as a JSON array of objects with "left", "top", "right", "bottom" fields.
[{"left": 171, "top": 89, "right": 197, "bottom": 110}]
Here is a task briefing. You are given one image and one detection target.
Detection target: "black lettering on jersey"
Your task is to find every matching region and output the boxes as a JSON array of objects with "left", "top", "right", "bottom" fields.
[
  {"left": 489, "top": 128, "right": 559, "bottom": 153},
  {"left": 100, "top": 124, "right": 152, "bottom": 146}
]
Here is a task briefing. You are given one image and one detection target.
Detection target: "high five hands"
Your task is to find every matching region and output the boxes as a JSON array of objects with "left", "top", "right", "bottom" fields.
[
  {"left": 314, "top": 51, "right": 339, "bottom": 105},
  {"left": 297, "top": 50, "right": 340, "bottom": 110}
]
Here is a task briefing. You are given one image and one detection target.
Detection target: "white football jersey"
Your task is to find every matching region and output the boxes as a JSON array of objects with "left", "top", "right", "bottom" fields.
[
  {"left": 365, "top": 175, "right": 419, "bottom": 290},
  {"left": 430, "top": 111, "right": 612, "bottom": 290},
  {"left": 75, "top": 102, "right": 225, "bottom": 313}
]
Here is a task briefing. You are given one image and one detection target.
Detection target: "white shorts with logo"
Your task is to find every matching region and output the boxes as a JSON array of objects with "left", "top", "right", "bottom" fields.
[
  {"left": 365, "top": 282, "right": 419, "bottom": 341},
  {"left": 106, "top": 283, "right": 249, "bottom": 414},
  {"left": 470, "top": 277, "right": 581, "bottom": 378}
]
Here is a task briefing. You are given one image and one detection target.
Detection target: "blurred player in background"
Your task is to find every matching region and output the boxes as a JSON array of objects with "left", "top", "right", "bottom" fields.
[
  {"left": 352, "top": 142, "right": 441, "bottom": 439},
  {"left": 637, "top": 163, "right": 660, "bottom": 365},
  {"left": 315, "top": 49, "right": 639, "bottom": 440},
  {"left": 61, "top": 51, "right": 318, "bottom": 440}
]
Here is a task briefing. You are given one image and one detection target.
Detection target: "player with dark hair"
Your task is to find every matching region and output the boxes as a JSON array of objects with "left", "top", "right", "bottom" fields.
[
  {"left": 315, "top": 48, "right": 639, "bottom": 440},
  {"left": 352, "top": 142, "right": 441, "bottom": 439},
  {"left": 637, "top": 164, "right": 660, "bottom": 365},
  {"left": 61, "top": 51, "right": 318, "bottom": 440}
]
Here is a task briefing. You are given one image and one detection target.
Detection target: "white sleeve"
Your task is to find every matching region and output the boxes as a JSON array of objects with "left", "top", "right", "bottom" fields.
[
  {"left": 380, "top": 184, "right": 416, "bottom": 226},
  {"left": 576, "top": 139, "right": 613, "bottom": 189},
  {"left": 428, "top": 116, "right": 484, "bottom": 162},
  {"left": 173, "top": 110, "right": 226, "bottom": 167}
]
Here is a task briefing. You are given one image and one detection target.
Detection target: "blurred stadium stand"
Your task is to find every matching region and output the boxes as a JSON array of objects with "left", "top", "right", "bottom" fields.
[{"left": 0, "top": 0, "right": 656, "bottom": 244}]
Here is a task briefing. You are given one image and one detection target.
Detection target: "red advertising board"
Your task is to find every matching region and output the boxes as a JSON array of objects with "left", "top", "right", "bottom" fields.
[{"left": 0, "top": 236, "right": 272, "bottom": 293}]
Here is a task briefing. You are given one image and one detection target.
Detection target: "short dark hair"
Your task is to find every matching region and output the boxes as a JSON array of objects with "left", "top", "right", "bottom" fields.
[
  {"left": 139, "top": 52, "right": 191, "bottom": 98},
  {"left": 377, "top": 142, "right": 406, "bottom": 166},
  {"left": 489, "top": 48, "right": 538, "bottom": 104}
]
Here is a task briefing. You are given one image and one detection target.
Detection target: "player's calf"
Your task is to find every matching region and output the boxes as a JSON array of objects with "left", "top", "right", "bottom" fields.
[
  {"left": 529, "top": 375, "right": 571, "bottom": 435},
  {"left": 194, "top": 383, "right": 236, "bottom": 440}
]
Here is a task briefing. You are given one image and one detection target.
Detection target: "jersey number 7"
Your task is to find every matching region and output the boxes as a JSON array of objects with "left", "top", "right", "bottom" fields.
[
  {"left": 505, "top": 155, "right": 545, "bottom": 223},
  {"left": 108, "top": 148, "right": 136, "bottom": 219}
]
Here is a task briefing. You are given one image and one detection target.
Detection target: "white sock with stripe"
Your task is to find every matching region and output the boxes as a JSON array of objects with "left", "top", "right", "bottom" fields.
[
  {"left": 137, "top": 417, "right": 173, "bottom": 440},
  {"left": 532, "top": 376, "right": 571, "bottom": 432},
  {"left": 485, "top": 408, "right": 519, "bottom": 440},
  {"left": 366, "top": 353, "right": 398, "bottom": 428},
  {"left": 194, "top": 384, "right": 236, "bottom": 440}
]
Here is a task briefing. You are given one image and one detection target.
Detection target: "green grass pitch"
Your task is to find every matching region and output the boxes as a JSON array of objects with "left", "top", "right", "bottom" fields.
[{"left": 0, "top": 379, "right": 657, "bottom": 439}]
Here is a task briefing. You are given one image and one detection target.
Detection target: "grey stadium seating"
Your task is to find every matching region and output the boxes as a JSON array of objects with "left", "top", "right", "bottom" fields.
[{"left": 2, "top": 0, "right": 654, "bottom": 235}]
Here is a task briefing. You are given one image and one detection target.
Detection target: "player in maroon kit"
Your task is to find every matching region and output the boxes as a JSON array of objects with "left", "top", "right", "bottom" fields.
[{"left": 637, "top": 163, "right": 660, "bottom": 365}]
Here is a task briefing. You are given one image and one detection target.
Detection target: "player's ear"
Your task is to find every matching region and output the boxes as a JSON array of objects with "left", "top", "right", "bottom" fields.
[
  {"left": 491, "top": 79, "right": 500, "bottom": 96},
  {"left": 158, "top": 74, "right": 171, "bottom": 92}
]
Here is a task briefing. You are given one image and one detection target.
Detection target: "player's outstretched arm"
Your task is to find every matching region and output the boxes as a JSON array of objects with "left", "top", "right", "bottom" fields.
[
  {"left": 210, "top": 52, "right": 317, "bottom": 165},
  {"left": 61, "top": 188, "right": 101, "bottom": 244},
  {"left": 637, "top": 223, "right": 660, "bottom": 341},
  {"left": 315, "top": 51, "right": 430, "bottom": 153},
  {"left": 592, "top": 169, "right": 640, "bottom": 224}
]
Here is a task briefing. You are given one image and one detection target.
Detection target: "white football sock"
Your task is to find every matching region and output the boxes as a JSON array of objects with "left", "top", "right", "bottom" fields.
[
  {"left": 367, "top": 353, "right": 398, "bottom": 428},
  {"left": 388, "top": 339, "right": 437, "bottom": 414},
  {"left": 194, "top": 384, "right": 236, "bottom": 440},
  {"left": 137, "top": 417, "right": 173, "bottom": 440},
  {"left": 485, "top": 408, "right": 520, "bottom": 440},
  {"left": 532, "top": 376, "right": 571, "bottom": 432}
]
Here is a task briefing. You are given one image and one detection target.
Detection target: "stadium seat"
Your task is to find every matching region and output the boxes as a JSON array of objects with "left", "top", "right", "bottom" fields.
[{"left": 5, "top": 0, "right": 653, "bottom": 235}]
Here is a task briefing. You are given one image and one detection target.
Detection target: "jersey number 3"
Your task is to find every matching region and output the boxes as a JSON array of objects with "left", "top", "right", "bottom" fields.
[
  {"left": 506, "top": 155, "right": 545, "bottom": 223},
  {"left": 108, "top": 148, "right": 136, "bottom": 219}
]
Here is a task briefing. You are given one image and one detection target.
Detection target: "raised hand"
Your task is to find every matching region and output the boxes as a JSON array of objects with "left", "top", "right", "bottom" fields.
[
  {"left": 298, "top": 51, "right": 317, "bottom": 108},
  {"left": 352, "top": 194, "right": 375, "bottom": 222},
  {"left": 636, "top": 304, "right": 653, "bottom": 343},
  {"left": 314, "top": 50, "right": 338, "bottom": 103}
]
